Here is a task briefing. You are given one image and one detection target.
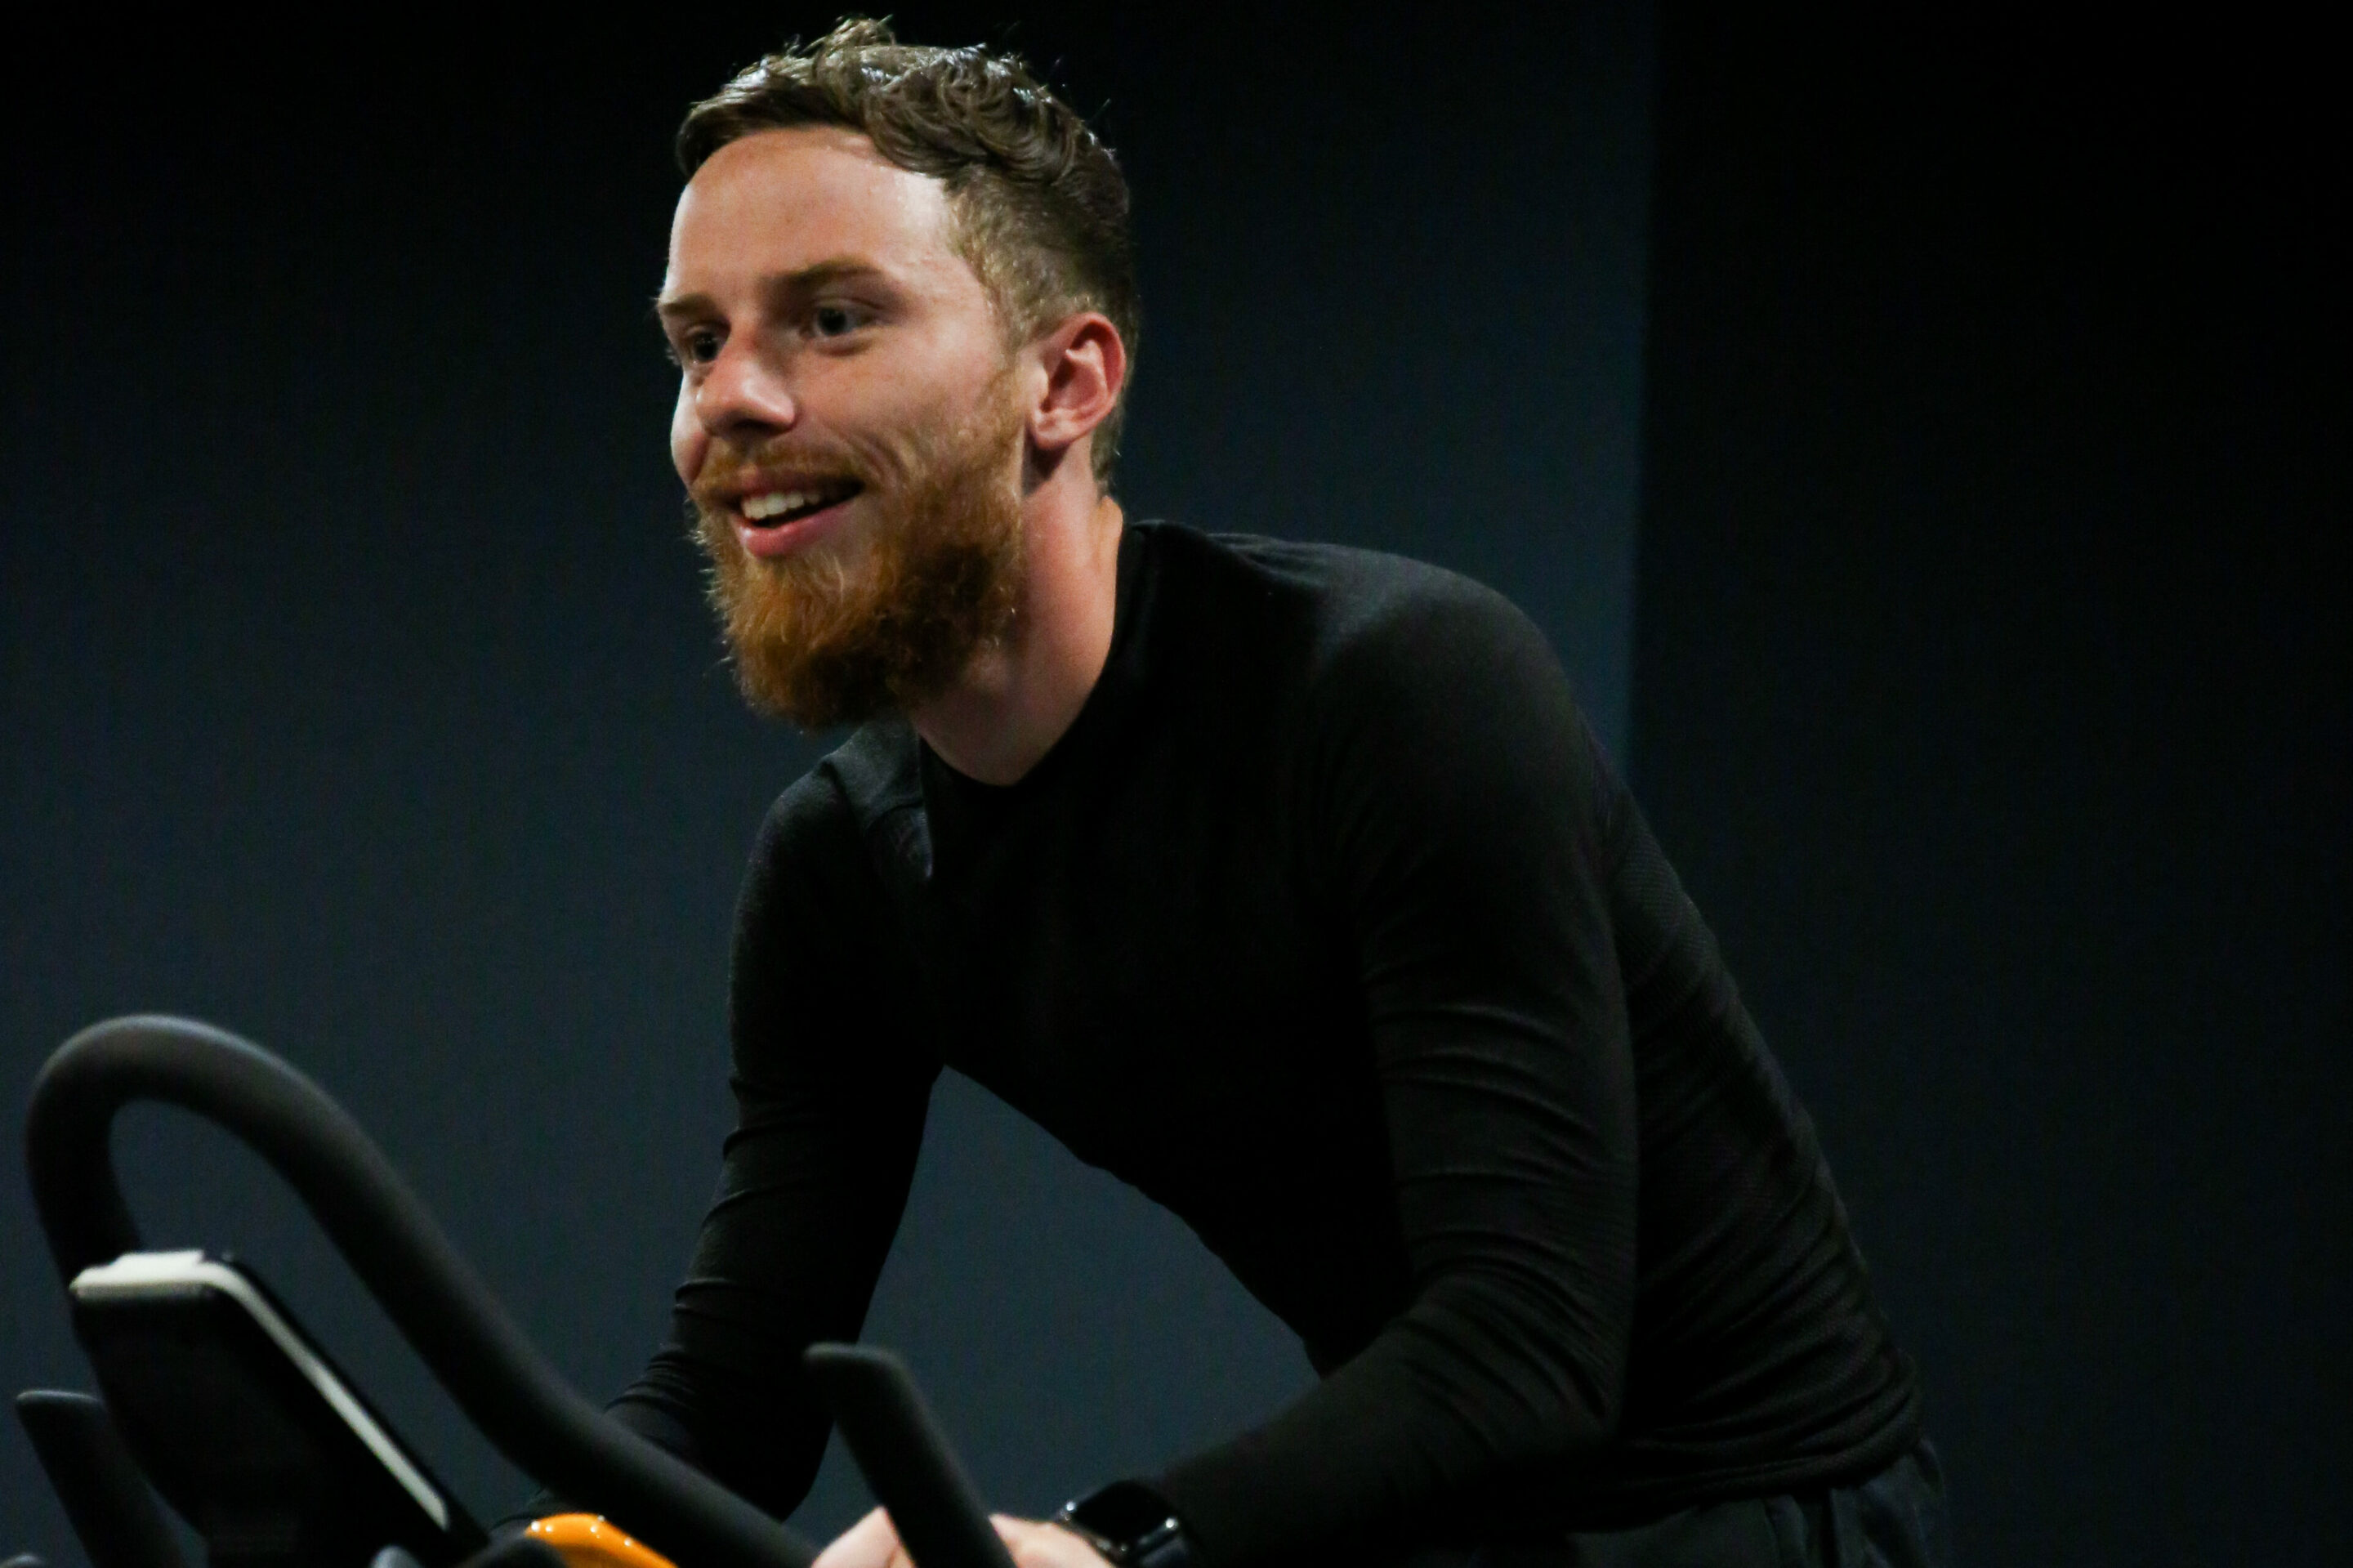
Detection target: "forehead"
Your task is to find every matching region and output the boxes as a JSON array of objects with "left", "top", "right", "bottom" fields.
[{"left": 665, "top": 125, "right": 963, "bottom": 291}]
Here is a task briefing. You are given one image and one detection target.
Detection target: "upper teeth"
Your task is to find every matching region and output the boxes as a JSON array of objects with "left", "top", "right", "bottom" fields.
[{"left": 743, "top": 489, "right": 824, "bottom": 521}]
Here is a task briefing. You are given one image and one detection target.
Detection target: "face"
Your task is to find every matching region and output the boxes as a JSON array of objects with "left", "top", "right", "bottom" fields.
[{"left": 658, "top": 126, "right": 1028, "bottom": 725}]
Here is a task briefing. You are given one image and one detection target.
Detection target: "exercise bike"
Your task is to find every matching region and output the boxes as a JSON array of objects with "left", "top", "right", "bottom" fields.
[{"left": 7, "top": 1016, "right": 1034, "bottom": 1568}]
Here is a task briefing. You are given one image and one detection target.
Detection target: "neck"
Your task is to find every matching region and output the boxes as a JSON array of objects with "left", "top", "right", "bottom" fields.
[{"left": 910, "top": 476, "right": 1124, "bottom": 786}]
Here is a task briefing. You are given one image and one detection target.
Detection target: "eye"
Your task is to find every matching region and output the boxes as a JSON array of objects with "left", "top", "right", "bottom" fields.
[
  {"left": 679, "top": 327, "right": 724, "bottom": 365},
  {"left": 810, "top": 302, "right": 870, "bottom": 339}
]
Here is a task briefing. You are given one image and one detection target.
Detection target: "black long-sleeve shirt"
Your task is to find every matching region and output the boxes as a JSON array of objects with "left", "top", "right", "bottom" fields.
[{"left": 611, "top": 520, "right": 1921, "bottom": 1565}]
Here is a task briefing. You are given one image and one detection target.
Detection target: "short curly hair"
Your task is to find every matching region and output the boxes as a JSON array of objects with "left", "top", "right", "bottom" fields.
[{"left": 678, "top": 17, "right": 1138, "bottom": 485}]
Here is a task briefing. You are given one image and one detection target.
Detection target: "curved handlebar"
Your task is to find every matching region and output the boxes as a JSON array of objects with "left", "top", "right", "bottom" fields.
[{"left": 25, "top": 1015, "right": 815, "bottom": 1568}]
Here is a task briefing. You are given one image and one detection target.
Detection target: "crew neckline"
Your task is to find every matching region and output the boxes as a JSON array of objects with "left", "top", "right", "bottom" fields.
[{"left": 918, "top": 519, "right": 1154, "bottom": 802}]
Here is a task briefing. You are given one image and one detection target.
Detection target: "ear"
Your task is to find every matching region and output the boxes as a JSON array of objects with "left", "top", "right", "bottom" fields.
[{"left": 1026, "top": 311, "right": 1127, "bottom": 465}]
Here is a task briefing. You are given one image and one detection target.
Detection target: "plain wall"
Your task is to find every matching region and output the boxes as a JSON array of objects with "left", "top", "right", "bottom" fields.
[
  {"left": 1631, "top": 16, "right": 2348, "bottom": 1562},
  {"left": 1, "top": 7, "right": 1655, "bottom": 1556}
]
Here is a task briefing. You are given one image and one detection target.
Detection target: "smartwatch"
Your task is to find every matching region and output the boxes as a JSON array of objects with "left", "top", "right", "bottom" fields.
[{"left": 1052, "top": 1480, "right": 1196, "bottom": 1568}]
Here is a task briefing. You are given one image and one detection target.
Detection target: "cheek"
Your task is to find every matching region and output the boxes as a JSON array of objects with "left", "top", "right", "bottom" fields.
[{"left": 670, "top": 382, "right": 706, "bottom": 485}]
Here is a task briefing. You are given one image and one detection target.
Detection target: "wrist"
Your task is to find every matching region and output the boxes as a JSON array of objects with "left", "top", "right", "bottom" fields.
[{"left": 1052, "top": 1480, "right": 1196, "bottom": 1568}]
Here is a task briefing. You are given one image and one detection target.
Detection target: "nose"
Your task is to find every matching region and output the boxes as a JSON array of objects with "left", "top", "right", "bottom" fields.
[{"left": 694, "top": 337, "right": 798, "bottom": 444}]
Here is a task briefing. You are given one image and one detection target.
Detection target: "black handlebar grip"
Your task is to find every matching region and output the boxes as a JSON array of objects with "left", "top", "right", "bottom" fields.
[
  {"left": 23, "top": 1016, "right": 815, "bottom": 1568},
  {"left": 447, "top": 1536, "right": 570, "bottom": 1568},
  {"left": 803, "top": 1345, "right": 1017, "bottom": 1568},
  {"left": 15, "top": 1392, "right": 188, "bottom": 1568}
]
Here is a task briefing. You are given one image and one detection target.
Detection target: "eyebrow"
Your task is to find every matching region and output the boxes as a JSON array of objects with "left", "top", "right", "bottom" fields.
[{"left": 653, "top": 258, "right": 895, "bottom": 323}]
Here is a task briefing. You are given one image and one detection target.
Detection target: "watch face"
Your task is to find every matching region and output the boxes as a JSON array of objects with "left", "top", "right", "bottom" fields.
[{"left": 1066, "top": 1480, "right": 1176, "bottom": 1544}]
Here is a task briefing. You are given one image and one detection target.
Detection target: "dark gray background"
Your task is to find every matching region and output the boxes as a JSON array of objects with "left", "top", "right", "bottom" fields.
[
  {"left": 1629, "top": 15, "right": 2348, "bottom": 1563},
  {"left": 7, "top": 7, "right": 2348, "bottom": 1566},
  {"left": 1, "top": 4, "right": 1652, "bottom": 1557}
]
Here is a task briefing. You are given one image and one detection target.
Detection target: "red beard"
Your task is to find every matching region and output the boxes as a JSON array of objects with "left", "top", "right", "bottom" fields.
[{"left": 690, "top": 382, "right": 1027, "bottom": 729}]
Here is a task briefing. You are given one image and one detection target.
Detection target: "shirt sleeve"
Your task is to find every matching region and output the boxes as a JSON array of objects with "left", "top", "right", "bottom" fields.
[
  {"left": 1159, "top": 578, "right": 1639, "bottom": 1566},
  {"left": 605, "top": 773, "right": 939, "bottom": 1521}
]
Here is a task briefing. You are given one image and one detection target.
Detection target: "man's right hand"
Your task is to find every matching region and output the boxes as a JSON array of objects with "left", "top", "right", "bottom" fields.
[
  {"left": 811, "top": 1508, "right": 914, "bottom": 1568},
  {"left": 814, "top": 1506, "right": 1118, "bottom": 1568}
]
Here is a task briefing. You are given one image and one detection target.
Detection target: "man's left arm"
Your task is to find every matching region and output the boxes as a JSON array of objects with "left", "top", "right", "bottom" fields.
[
  {"left": 811, "top": 582, "right": 1640, "bottom": 1568},
  {"left": 1154, "top": 581, "right": 1641, "bottom": 1568}
]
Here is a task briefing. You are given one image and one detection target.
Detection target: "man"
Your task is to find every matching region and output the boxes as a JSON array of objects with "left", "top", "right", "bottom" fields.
[{"left": 596, "top": 18, "right": 1945, "bottom": 1568}]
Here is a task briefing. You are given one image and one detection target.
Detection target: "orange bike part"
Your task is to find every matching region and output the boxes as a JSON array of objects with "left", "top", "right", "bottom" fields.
[{"left": 527, "top": 1513, "right": 681, "bottom": 1568}]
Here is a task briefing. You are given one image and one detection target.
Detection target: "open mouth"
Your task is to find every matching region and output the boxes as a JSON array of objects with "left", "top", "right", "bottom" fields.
[{"left": 733, "top": 477, "right": 864, "bottom": 557}]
